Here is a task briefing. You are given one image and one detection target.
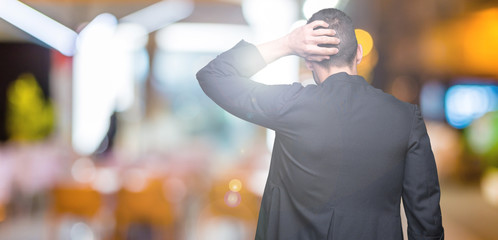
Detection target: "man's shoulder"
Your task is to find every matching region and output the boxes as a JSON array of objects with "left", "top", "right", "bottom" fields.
[{"left": 364, "top": 84, "right": 416, "bottom": 115}]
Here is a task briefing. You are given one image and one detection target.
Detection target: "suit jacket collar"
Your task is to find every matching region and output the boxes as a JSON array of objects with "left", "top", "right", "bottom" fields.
[{"left": 322, "top": 72, "right": 369, "bottom": 86}]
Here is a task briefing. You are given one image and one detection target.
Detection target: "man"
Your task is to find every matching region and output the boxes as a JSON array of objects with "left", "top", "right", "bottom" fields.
[{"left": 197, "top": 8, "right": 444, "bottom": 240}]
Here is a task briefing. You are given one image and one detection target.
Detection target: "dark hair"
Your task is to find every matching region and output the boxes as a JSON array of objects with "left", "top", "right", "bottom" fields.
[{"left": 307, "top": 8, "right": 358, "bottom": 67}]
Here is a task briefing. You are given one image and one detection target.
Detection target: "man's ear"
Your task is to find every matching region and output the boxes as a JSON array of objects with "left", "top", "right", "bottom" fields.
[
  {"left": 305, "top": 60, "right": 314, "bottom": 71},
  {"left": 356, "top": 44, "right": 363, "bottom": 65}
]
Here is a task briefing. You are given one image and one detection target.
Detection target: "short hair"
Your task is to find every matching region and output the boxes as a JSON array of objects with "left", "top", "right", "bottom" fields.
[{"left": 307, "top": 8, "right": 358, "bottom": 68}]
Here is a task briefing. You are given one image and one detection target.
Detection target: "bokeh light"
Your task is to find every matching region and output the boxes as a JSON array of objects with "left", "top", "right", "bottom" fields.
[
  {"left": 389, "top": 76, "right": 418, "bottom": 103},
  {"left": 243, "top": 0, "right": 298, "bottom": 30},
  {"left": 426, "top": 121, "right": 462, "bottom": 178},
  {"left": 6, "top": 73, "right": 54, "bottom": 141},
  {"left": 355, "top": 29, "right": 374, "bottom": 57},
  {"left": 466, "top": 111, "right": 498, "bottom": 165},
  {"left": 224, "top": 191, "right": 241, "bottom": 208},
  {"left": 91, "top": 168, "right": 119, "bottom": 194},
  {"left": 71, "top": 157, "right": 96, "bottom": 183},
  {"left": 302, "top": 0, "right": 341, "bottom": 19},
  {"left": 461, "top": 8, "right": 498, "bottom": 77},
  {"left": 290, "top": 19, "right": 307, "bottom": 31},
  {"left": 445, "top": 84, "right": 498, "bottom": 129},
  {"left": 122, "top": 168, "right": 148, "bottom": 193},
  {"left": 70, "top": 222, "right": 95, "bottom": 240},
  {"left": 197, "top": 217, "right": 247, "bottom": 240},
  {"left": 156, "top": 23, "right": 252, "bottom": 53},
  {"left": 248, "top": 169, "right": 269, "bottom": 197},
  {"left": 0, "top": 205, "right": 5, "bottom": 223},
  {"left": 357, "top": 47, "right": 378, "bottom": 82},
  {"left": 421, "top": 8, "right": 498, "bottom": 78},
  {"left": 1, "top": 1, "right": 498, "bottom": 239},
  {"left": 229, "top": 179, "right": 242, "bottom": 193},
  {"left": 481, "top": 168, "right": 498, "bottom": 207},
  {"left": 73, "top": 13, "right": 118, "bottom": 155}
]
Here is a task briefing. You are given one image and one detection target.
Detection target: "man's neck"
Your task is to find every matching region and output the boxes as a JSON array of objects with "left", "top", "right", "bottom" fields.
[{"left": 315, "top": 65, "right": 357, "bottom": 84}]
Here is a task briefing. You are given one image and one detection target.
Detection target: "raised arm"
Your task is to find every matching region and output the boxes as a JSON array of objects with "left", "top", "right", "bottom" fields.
[
  {"left": 402, "top": 105, "right": 444, "bottom": 240},
  {"left": 257, "top": 20, "right": 339, "bottom": 64},
  {"left": 196, "top": 21, "right": 339, "bottom": 129}
]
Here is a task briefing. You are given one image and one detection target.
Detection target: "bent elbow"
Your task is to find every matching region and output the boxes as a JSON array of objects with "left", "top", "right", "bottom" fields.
[
  {"left": 196, "top": 67, "right": 207, "bottom": 83},
  {"left": 195, "top": 66, "right": 215, "bottom": 98}
]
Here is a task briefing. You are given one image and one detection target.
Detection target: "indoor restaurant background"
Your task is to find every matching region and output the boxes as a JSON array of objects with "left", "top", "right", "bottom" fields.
[{"left": 0, "top": 0, "right": 497, "bottom": 239}]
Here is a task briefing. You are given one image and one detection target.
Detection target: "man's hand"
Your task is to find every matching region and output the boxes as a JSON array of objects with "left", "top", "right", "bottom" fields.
[
  {"left": 286, "top": 20, "right": 340, "bottom": 62},
  {"left": 257, "top": 21, "right": 340, "bottom": 64}
]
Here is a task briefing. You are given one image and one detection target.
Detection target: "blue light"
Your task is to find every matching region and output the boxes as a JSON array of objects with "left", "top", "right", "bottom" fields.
[{"left": 445, "top": 84, "right": 498, "bottom": 129}]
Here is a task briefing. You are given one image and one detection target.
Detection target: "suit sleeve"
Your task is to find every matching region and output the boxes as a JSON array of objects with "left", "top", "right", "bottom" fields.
[
  {"left": 402, "top": 105, "right": 444, "bottom": 240},
  {"left": 196, "top": 40, "right": 305, "bottom": 130}
]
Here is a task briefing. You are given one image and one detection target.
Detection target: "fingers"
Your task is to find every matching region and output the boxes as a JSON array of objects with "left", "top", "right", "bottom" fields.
[
  {"left": 301, "top": 45, "right": 338, "bottom": 62},
  {"left": 315, "top": 36, "right": 340, "bottom": 45},
  {"left": 306, "top": 55, "right": 330, "bottom": 62},
  {"left": 306, "top": 47, "right": 339, "bottom": 62},
  {"left": 307, "top": 22, "right": 339, "bottom": 46},
  {"left": 312, "top": 28, "right": 336, "bottom": 37},
  {"left": 288, "top": 20, "right": 340, "bottom": 60},
  {"left": 307, "top": 46, "right": 339, "bottom": 56},
  {"left": 308, "top": 20, "right": 329, "bottom": 30}
]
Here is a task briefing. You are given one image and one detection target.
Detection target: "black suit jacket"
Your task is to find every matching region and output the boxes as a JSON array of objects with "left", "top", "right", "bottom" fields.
[{"left": 196, "top": 41, "right": 444, "bottom": 240}]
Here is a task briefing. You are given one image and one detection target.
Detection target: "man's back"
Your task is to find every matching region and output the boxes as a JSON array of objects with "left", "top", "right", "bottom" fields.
[
  {"left": 197, "top": 18, "right": 443, "bottom": 238},
  {"left": 256, "top": 72, "right": 418, "bottom": 239}
]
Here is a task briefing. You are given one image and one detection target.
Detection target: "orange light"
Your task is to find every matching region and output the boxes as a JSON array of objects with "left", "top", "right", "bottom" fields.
[
  {"left": 229, "top": 179, "right": 242, "bottom": 192},
  {"left": 421, "top": 8, "right": 498, "bottom": 77},
  {"left": 462, "top": 8, "right": 498, "bottom": 75},
  {"left": 357, "top": 46, "right": 378, "bottom": 82},
  {"left": 355, "top": 29, "right": 374, "bottom": 57},
  {"left": 0, "top": 204, "right": 5, "bottom": 222},
  {"left": 224, "top": 191, "right": 241, "bottom": 207}
]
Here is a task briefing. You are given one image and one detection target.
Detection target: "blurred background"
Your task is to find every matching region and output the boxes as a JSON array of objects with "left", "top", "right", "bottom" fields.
[{"left": 0, "top": 0, "right": 497, "bottom": 239}]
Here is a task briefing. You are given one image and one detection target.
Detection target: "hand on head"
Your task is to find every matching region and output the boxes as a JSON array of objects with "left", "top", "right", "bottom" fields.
[{"left": 286, "top": 20, "right": 340, "bottom": 62}]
